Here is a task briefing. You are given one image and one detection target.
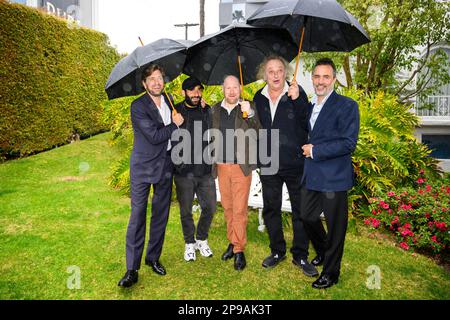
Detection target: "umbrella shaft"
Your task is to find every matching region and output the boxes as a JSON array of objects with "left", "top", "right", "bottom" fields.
[
  {"left": 293, "top": 27, "right": 305, "bottom": 81},
  {"left": 237, "top": 55, "right": 248, "bottom": 119}
]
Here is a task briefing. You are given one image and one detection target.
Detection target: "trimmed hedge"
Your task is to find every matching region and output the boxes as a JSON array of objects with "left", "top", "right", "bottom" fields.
[{"left": 0, "top": 0, "right": 120, "bottom": 158}]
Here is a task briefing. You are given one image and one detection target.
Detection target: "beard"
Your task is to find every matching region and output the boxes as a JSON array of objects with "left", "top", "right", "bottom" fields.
[{"left": 185, "top": 95, "right": 201, "bottom": 107}]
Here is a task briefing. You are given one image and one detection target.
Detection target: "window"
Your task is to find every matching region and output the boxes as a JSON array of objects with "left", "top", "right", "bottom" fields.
[{"left": 422, "top": 135, "right": 450, "bottom": 159}]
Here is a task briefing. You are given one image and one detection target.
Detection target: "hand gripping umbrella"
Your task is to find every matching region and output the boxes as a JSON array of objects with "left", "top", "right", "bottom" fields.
[
  {"left": 183, "top": 23, "right": 298, "bottom": 117},
  {"left": 247, "top": 0, "right": 371, "bottom": 80},
  {"left": 105, "top": 38, "right": 193, "bottom": 112}
]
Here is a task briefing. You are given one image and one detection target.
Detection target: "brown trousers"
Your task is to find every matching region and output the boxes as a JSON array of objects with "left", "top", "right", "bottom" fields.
[{"left": 217, "top": 164, "right": 252, "bottom": 253}]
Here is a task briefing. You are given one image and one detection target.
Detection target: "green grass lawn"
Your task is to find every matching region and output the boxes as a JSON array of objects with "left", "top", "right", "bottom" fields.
[{"left": 1, "top": 132, "right": 449, "bottom": 300}]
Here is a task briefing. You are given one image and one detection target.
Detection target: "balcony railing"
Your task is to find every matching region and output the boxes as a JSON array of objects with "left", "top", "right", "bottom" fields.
[{"left": 414, "top": 95, "right": 450, "bottom": 117}]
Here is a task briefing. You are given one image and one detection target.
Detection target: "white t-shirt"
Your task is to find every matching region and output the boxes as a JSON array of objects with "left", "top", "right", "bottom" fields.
[{"left": 156, "top": 98, "right": 172, "bottom": 151}]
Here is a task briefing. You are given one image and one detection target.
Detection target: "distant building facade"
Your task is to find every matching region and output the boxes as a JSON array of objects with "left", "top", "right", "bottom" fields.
[
  {"left": 219, "top": 0, "right": 268, "bottom": 28},
  {"left": 412, "top": 42, "right": 450, "bottom": 171},
  {"left": 8, "top": 0, "right": 99, "bottom": 30}
]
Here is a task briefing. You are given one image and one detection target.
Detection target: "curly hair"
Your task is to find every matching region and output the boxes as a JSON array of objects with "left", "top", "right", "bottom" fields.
[{"left": 256, "top": 55, "right": 293, "bottom": 82}]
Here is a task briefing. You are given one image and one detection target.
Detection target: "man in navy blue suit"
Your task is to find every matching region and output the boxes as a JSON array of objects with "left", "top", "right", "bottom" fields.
[
  {"left": 118, "top": 64, "right": 184, "bottom": 288},
  {"left": 300, "top": 58, "right": 360, "bottom": 289}
]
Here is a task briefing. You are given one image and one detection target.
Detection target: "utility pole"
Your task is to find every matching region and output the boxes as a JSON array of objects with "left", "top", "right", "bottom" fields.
[
  {"left": 200, "top": 0, "right": 205, "bottom": 37},
  {"left": 174, "top": 23, "right": 199, "bottom": 40}
]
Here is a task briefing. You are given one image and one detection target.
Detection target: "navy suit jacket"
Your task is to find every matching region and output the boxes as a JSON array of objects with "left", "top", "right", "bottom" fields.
[
  {"left": 129, "top": 92, "right": 178, "bottom": 184},
  {"left": 302, "top": 91, "right": 360, "bottom": 192}
]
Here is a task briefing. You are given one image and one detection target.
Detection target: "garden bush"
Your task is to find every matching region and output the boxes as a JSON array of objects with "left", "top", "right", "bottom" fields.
[
  {"left": 0, "top": 0, "right": 120, "bottom": 159},
  {"left": 362, "top": 171, "right": 449, "bottom": 257},
  {"left": 347, "top": 89, "right": 442, "bottom": 206}
]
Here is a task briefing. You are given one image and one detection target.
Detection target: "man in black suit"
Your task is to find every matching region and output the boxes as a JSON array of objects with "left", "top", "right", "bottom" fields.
[
  {"left": 118, "top": 64, "right": 184, "bottom": 288},
  {"left": 253, "top": 55, "right": 322, "bottom": 277}
]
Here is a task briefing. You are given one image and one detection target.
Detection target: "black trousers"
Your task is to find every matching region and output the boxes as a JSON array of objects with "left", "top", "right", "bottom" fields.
[
  {"left": 300, "top": 187, "right": 348, "bottom": 278},
  {"left": 126, "top": 155, "right": 173, "bottom": 270},
  {"left": 174, "top": 174, "right": 217, "bottom": 244},
  {"left": 260, "top": 172, "right": 318, "bottom": 259}
]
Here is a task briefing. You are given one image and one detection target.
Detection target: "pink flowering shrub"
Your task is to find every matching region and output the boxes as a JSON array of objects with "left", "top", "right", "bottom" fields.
[{"left": 362, "top": 173, "right": 450, "bottom": 255}]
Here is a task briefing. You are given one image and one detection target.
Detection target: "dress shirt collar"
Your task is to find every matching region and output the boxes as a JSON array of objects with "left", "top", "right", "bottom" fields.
[
  {"left": 221, "top": 99, "right": 240, "bottom": 115},
  {"left": 261, "top": 81, "right": 289, "bottom": 102},
  {"left": 311, "top": 90, "right": 334, "bottom": 107}
]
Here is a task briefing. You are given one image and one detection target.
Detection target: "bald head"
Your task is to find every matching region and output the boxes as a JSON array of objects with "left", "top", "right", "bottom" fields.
[{"left": 222, "top": 75, "right": 241, "bottom": 105}]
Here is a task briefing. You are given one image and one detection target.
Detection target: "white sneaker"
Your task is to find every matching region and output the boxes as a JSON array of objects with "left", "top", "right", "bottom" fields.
[
  {"left": 195, "top": 239, "right": 213, "bottom": 257},
  {"left": 184, "top": 243, "right": 196, "bottom": 261}
]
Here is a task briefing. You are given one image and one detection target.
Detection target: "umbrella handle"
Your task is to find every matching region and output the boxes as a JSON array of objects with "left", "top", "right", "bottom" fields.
[
  {"left": 238, "top": 55, "right": 248, "bottom": 119},
  {"left": 292, "top": 27, "right": 305, "bottom": 82},
  {"left": 164, "top": 91, "right": 177, "bottom": 114}
]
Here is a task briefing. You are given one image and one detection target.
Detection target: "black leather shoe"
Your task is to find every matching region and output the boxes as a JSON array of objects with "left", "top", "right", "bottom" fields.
[
  {"left": 221, "top": 243, "right": 234, "bottom": 261},
  {"left": 311, "top": 255, "right": 324, "bottom": 266},
  {"left": 118, "top": 270, "right": 138, "bottom": 287},
  {"left": 312, "top": 274, "right": 339, "bottom": 289},
  {"left": 292, "top": 258, "right": 319, "bottom": 277},
  {"left": 145, "top": 260, "right": 166, "bottom": 276},
  {"left": 234, "top": 252, "right": 246, "bottom": 271},
  {"left": 262, "top": 253, "right": 286, "bottom": 268}
]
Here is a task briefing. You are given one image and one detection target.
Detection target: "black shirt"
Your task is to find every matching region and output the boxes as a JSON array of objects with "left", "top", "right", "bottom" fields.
[
  {"left": 219, "top": 105, "right": 239, "bottom": 164},
  {"left": 173, "top": 102, "right": 211, "bottom": 177}
]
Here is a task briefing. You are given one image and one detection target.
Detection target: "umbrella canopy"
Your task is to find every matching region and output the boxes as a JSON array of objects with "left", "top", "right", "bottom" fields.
[
  {"left": 105, "top": 38, "right": 192, "bottom": 99},
  {"left": 247, "top": 0, "right": 370, "bottom": 52},
  {"left": 183, "top": 23, "right": 298, "bottom": 85}
]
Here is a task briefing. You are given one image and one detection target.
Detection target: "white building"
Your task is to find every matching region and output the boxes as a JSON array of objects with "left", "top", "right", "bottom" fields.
[
  {"left": 8, "top": 0, "right": 100, "bottom": 30},
  {"left": 412, "top": 42, "right": 450, "bottom": 172}
]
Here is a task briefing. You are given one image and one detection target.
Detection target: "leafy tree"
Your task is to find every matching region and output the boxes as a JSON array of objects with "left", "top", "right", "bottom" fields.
[{"left": 304, "top": 0, "right": 450, "bottom": 102}]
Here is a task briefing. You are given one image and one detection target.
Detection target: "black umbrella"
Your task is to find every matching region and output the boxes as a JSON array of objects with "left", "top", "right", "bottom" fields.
[
  {"left": 247, "top": 0, "right": 370, "bottom": 79},
  {"left": 183, "top": 23, "right": 299, "bottom": 86},
  {"left": 105, "top": 38, "right": 192, "bottom": 100}
]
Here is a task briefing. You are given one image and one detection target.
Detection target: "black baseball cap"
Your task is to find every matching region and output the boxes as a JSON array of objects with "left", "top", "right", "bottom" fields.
[{"left": 182, "top": 77, "right": 204, "bottom": 91}]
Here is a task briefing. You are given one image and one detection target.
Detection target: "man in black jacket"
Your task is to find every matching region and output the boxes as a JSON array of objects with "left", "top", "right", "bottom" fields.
[
  {"left": 172, "top": 77, "right": 216, "bottom": 262},
  {"left": 253, "top": 56, "right": 322, "bottom": 277}
]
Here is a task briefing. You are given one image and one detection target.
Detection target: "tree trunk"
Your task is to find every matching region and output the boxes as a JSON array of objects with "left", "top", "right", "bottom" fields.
[
  {"left": 200, "top": 0, "right": 205, "bottom": 37},
  {"left": 343, "top": 55, "right": 353, "bottom": 89}
]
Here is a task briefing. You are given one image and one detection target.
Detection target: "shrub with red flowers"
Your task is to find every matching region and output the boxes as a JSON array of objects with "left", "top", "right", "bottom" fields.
[{"left": 362, "top": 173, "right": 450, "bottom": 256}]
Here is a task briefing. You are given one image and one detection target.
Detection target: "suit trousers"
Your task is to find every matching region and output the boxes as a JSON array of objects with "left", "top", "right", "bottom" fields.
[
  {"left": 260, "top": 172, "right": 317, "bottom": 259},
  {"left": 126, "top": 153, "right": 173, "bottom": 270},
  {"left": 300, "top": 187, "right": 348, "bottom": 278},
  {"left": 174, "top": 174, "right": 217, "bottom": 244},
  {"left": 217, "top": 164, "right": 252, "bottom": 253}
]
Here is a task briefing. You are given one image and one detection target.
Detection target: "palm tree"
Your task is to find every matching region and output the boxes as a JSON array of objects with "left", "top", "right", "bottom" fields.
[{"left": 200, "top": 0, "right": 205, "bottom": 37}]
